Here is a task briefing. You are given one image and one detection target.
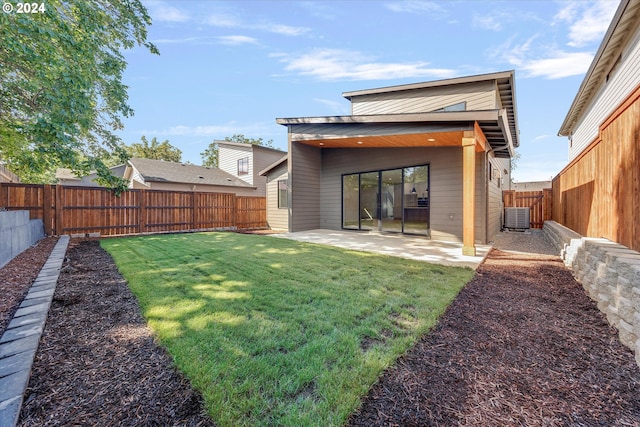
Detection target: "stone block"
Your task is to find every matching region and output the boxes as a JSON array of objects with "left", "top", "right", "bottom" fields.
[
  {"left": 0, "top": 334, "right": 39, "bottom": 359},
  {"left": 616, "top": 296, "right": 635, "bottom": 325},
  {"left": 0, "top": 352, "right": 32, "bottom": 381},
  {"left": 617, "top": 319, "right": 636, "bottom": 349},
  {"left": 0, "top": 395, "right": 23, "bottom": 427},
  {"left": 0, "top": 369, "right": 30, "bottom": 402}
]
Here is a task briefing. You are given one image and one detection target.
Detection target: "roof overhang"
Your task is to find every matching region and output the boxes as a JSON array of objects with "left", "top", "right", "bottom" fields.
[
  {"left": 559, "top": 0, "right": 640, "bottom": 136},
  {"left": 277, "top": 109, "right": 514, "bottom": 158}
]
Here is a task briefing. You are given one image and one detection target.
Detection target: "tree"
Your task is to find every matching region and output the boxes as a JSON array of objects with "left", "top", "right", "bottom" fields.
[
  {"left": 200, "top": 134, "right": 275, "bottom": 168},
  {"left": 200, "top": 141, "right": 219, "bottom": 168},
  {"left": 0, "top": 0, "right": 158, "bottom": 190},
  {"left": 126, "top": 136, "right": 182, "bottom": 162}
]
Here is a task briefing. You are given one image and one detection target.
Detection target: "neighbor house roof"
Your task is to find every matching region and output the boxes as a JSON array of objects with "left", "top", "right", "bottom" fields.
[
  {"left": 277, "top": 70, "right": 519, "bottom": 158},
  {"left": 127, "top": 158, "right": 255, "bottom": 188},
  {"left": 259, "top": 155, "right": 288, "bottom": 176},
  {"left": 559, "top": 0, "right": 640, "bottom": 136}
]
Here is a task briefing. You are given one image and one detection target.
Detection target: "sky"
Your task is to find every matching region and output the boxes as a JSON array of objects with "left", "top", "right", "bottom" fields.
[{"left": 117, "top": 0, "right": 620, "bottom": 183}]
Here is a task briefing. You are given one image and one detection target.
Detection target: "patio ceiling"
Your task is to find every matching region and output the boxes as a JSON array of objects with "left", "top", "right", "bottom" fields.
[{"left": 295, "top": 130, "right": 468, "bottom": 149}]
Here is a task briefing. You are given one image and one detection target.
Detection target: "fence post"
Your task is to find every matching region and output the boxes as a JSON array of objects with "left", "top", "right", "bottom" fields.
[
  {"left": 0, "top": 182, "right": 6, "bottom": 208},
  {"left": 191, "top": 192, "right": 196, "bottom": 231},
  {"left": 543, "top": 188, "right": 553, "bottom": 223},
  {"left": 138, "top": 189, "right": 146, "bottom": 234},
  {"left": 43, "top": 184, "right": 53, "bottom": 236}
]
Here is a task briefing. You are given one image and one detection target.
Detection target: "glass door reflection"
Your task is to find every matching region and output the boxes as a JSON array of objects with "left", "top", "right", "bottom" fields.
[
  {"left": 359, "top": 172, "right": 379, "bottom": 230},
  {"left": 403, "top": 166, "right": 430, "bottom": 236}
]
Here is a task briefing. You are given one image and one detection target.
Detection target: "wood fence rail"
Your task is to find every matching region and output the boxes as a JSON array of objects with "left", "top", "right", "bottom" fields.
[
  {"left": 0, "top": 183, "right": 266, "bottom": 237},
  {"left": 503, "top": 189, "right": 552, "bottom": 229}
]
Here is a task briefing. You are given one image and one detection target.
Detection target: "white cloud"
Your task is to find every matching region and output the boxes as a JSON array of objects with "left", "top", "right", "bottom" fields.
[
  {"left": 533, "top": 134, "right": 550, "bottom": 142},
  {"left": 385, "top": 1, "right": 445, "bottom": 15},
  {"left": 147, "top": 2, "right": 189, "bottom": 23},
  {"left": 520, "top": 51, "right": 594, "bottom": 79},
  {"left": 143, "top": 122, "right": 275, "bottom": 138},
  {"left": 554, "top": 0, "right": 619, "bottom": 48},
  {"left": 473, "top": 15, "right": 502, "bottom": 31},
  {"left": 217, "top": 35, "right": 259, "bottom": 46},
  {"left": 274, "top": 49, "right": 457, "bottom": 81},
  {"left": 205, "top": 14, "right": 310, "bottom": 36}
]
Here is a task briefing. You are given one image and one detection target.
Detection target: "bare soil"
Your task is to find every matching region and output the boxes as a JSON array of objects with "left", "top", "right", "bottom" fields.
[{"left": 3, "top": 235, "right": 639, "bottom": 426}]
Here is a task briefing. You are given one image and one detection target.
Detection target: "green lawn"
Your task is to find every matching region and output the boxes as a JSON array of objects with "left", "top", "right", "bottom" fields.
[{"left": 101, "top": 232, "right": 474, "bottom": 427}]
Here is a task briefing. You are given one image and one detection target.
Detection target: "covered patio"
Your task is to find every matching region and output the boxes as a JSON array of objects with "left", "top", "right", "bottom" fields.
[{"left": 272, "top": 229, "right": 491, "bottom": 269}]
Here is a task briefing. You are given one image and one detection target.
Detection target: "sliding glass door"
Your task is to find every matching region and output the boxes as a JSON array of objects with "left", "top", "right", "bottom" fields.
[
  {"left": 342, "top": 165, "right": 429, "bottom": 236},
  {"left": 359, "top": 172, "right": 379, "bottom": 231}
]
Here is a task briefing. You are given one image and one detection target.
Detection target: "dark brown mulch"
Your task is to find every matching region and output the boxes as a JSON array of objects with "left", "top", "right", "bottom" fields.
[
  {"left": 348, "top": 249, "right": 640, "bottom": 426},
  {"left": 0, "top": 236, "right": 59, "bottom": 337},
  {"left": 18, "top": 240, "right": 215, "bottom": 427}
]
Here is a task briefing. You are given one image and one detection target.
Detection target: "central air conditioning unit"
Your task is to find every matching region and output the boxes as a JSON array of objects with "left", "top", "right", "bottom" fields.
[{"left": 504, "top": 207, "right": 530, "bottom": 230}]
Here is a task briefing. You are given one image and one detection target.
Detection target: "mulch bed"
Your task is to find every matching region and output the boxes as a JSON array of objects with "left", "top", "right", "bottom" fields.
[
  {"left": 2, "top": 238, "right": 639, "bottom": 425},
  {"left": 18, "top": 240, "right": 215, "bottom": 426},
  {"left": 348, "top": 249, "right": 640, "bottom": 426}
]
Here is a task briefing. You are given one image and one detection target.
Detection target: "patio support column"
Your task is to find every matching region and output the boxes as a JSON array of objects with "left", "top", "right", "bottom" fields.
[{"left": 462, "top": 133, "right": 476, "bottom": 256}]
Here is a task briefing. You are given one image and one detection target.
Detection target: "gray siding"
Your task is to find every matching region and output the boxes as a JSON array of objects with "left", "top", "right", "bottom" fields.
[
  {"left": 319, "top": 147, "right": 489, "bottom": 243},
  {"left": 487, "top": 155, "right": 510, "bottom": 241},
  {"left": 290, "top": 141, "right": 321, "bottom": 231},
  {"left": 218, "top": 143, "right": 253, "bottom": 185},
  {"left": 265, "top": 162, "right": 289, "bottom": 230},
  {"left": 570, "top": 24, "right": 640, "bottom": 160},
  {"left": 252, "top": 147, "right": 286, "bottom": 197},
  {"left": 351, "top": 81, "right": 498, "bottom": 115}
]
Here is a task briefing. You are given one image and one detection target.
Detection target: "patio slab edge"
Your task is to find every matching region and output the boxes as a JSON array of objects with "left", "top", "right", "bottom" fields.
[{"left": 0, "top": 235, "right": 69, "bottom": 427}]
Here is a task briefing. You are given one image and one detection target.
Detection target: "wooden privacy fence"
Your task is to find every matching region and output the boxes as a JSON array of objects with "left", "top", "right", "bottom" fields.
[
  {"left": 503, "top": 189, "right": 552, "bottom": 229},
  {"left": 0, "top": 183, "right": 267, "bottom": 236}
]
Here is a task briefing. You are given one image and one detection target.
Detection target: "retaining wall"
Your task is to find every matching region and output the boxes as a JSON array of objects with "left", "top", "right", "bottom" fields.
[
  {"left": 0, "top": 210, "right": 44, "bottom": 269},
  {"left": 543, "top": 220, "right": 640, "bottom": 368}
]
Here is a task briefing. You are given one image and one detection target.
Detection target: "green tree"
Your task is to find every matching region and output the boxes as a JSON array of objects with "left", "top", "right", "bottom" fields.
[
  {"left": 126, "top": 136, "right": 182, "bottom": 162},
  {"left": 0, "top": 0, "right": 158, "bottom": 190},
  {"left": 200, "top": 141, "right": 219, "bottom": 168},
  {"left": 200, "top": 134, "right": 275, "bottom": 168}
]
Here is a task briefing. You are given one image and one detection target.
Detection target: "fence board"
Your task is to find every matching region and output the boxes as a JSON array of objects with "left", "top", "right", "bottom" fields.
[
  {"left": 0, "top": 183, "right": 266, "bottom": 237},
  {"left": 552, "top": 83, "right": 640, "bottom": 252},
  {"left": 503, "top": 189, "right": 552, "bottom": 229}
]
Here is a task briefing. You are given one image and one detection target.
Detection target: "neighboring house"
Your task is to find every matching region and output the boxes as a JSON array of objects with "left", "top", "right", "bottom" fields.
[
  {"left": 512, "top": 180, "right": 552, "bottom": 192},
  {"left": 0, "top": 163, "right": 20, "bottom": 183},
  {"left": 217, "top": 141, "right": 287, "bottom": 197},
  {"left": 55, "top": 165, "right": 126, "bottom": 187},
  {"left": 124, "top": 158, "right": 257, "bottom": 195},
  {"left": 556, "top": 0, "right": 640, "bottom": 252},
  {"left": 260, "top": 155, "right": 288, "bottom": 230},
  {"left": 275, "top": 70, "right": 519, "bottom": 255}
]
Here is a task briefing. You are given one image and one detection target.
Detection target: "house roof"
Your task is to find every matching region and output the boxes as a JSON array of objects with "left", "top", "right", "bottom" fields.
[
  {"left": 259, "top": 155, "right": 288, "bottom": 176},
  {"left": 128, "top": 158, "right": 255, "bottom": 188},
  {"left": 277, "top": 71, "right": 519, "bottom": 158},
  {"left": 559, "top": 0, "right": 640, "bottom": 136}
]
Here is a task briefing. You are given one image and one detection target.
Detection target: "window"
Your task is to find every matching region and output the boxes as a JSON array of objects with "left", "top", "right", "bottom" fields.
[
  {"left": 277, "top": 180, "right": 288, "bottom": 208},
  {"left": 237, "top": 157, "right": 249, "bottom": 175},
  {"left": 433, "top": 101, "right": 466, "bottom": 112}
]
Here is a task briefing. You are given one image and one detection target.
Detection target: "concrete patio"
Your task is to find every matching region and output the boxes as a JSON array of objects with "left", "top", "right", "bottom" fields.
[{"left": 272, "top": 229, "right": 491, "bottom": 269}]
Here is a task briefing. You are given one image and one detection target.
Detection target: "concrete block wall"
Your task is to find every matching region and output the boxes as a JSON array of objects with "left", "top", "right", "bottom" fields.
[
  {"left": 543, "top": 221, "right": 640, "bottom": 368},
  {"left": 0, "top": 211, "right": 45, "bottom": 269}
]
